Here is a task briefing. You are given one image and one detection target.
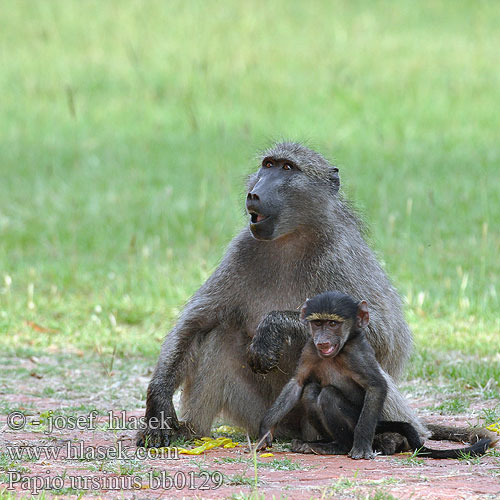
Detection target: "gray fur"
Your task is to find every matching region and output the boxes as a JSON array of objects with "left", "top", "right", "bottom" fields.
[
  {"left": 381, "top": 371, "right": 430, "bottom": 439},
  {"left": 137, "top": 141, "right": 418, "bottom": 447}
]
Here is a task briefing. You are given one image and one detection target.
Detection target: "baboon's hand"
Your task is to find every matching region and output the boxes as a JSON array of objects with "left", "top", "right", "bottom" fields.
[
  {"left": 136, "top": 421, "right": 194, "bottom": 448},
  {"left": 248, "top": 311, "right": 302, "bottom": 374},
  {"left": 348, "top": 445, "right": 376, "bottom": 460},
  {"left": 136, "top": 426, "right": 170, "bottom": 448},
  {"left": 256, "top": 429, "right": 273, "bottom": 451},
  {"left": 290, "top": 439, "right": 314, "bottom": 454},
  {"left": 247, "top": 340, "right": 280, "bottom": 374}
]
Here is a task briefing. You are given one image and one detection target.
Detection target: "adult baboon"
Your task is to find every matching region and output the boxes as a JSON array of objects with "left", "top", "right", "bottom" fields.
[{"left": 137, "top": 142, "right": 418, "bottom": 448}]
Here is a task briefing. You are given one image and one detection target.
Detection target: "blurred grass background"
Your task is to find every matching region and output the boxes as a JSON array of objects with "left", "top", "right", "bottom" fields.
[{"left": 0, "top": 1, "right": 499, "bottom": 387}]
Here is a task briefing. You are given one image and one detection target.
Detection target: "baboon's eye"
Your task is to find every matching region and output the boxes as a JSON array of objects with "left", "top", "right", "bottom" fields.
[
  {"left": 283, "top": 163, "right": 293, "bottom": 171},
  {"left": 312, "top": 320, "right": 323, "bottom": 327},
  {"left": 264, "top": 161, "right": 273, "bottom": 168},
  {"left": 328, "top": 320, "right": 339, "bottom": 327}
]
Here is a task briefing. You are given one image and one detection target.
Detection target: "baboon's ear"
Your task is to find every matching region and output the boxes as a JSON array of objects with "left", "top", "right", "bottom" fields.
[
  {"left": 299, "top": 300, "right": 309, "bottom": 324},
  {"left": 356, "top": 300, "right": 370, "bottom": 329},
  {"left": 329, "top": 167, "right": 340, "bottom": 191}
]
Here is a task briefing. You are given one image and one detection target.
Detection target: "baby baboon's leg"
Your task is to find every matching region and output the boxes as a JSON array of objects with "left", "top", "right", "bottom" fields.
[
  {"left": 293, "top": 385, "right": 361, "bottom": 455},
  {"left": 317, "top": 385, "right": 361, "bottom": 451},
  {"left": 301, "top": 382, "right": 330, "bottom": 438}
]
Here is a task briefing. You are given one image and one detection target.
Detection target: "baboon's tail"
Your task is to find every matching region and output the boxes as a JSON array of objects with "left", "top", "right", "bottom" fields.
[
  {"left": 425, "top": 423, "right": 499, "bottom": 446},
  {"left": 419, "top": 438, "right": 491, "bottom": 459},
  {"left": 376, "top": 421, "right": 495, "bottom": 459}
]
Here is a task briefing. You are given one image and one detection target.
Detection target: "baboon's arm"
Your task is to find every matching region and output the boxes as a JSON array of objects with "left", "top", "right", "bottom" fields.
[
  {"left": 350, "top": 384, "right": 387, "bottom": 459},
  {"left": 257, "top": 378, "right": 303, "bottom": 449},
  {"left": 154, "top": 303, "right": 218, "bottom": 399},
  {"left": 345, "top": 340, "right": 388, "bottom": 459},
  {"left": 248, "top": 310, "right": 308, "bottom": 374},
  {"left": 138, "top": 292, "right": 220, "bottom": 447}
]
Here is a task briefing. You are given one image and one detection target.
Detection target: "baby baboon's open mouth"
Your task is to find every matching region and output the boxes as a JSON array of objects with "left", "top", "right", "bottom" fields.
[
  {"left": 249, "top": 211, "right": 268, "bottom": 224},
  {"left": 319, "top": 344, "right": 340, "bottom": 357}
]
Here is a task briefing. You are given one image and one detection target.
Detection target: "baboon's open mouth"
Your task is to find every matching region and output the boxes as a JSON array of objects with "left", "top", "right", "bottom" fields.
[
  {"left": 319, "top": 344, "right": 339, "bottom": 357},
  {"left": 249, "top": 211, "right": 268, "bottom": 224}
]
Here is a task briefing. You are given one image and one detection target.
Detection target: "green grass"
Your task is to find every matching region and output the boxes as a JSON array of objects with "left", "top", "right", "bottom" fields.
[
  {"left": 225, "top": 474, "right": 256, "bottom": 486},
  {"left": 214, "top": 456, "right": 304, "bottom": 471},
  {"left": 231, "top": 493, "right": 268, "bottom": 500},
  {"left": 317, "top": 477, "right": 402, "bottom": 499},
  {"left": 434, "top": 397, "right": 469, "bottom": 414},
  {"left": 1, "top": 1, "right": 499, "bottom": 393},
  {"left": 397, "top": 451, "right": 425, "bottom": 467},
  {"left": 482, "top": 406, "right": 500, "bottom": 425}
]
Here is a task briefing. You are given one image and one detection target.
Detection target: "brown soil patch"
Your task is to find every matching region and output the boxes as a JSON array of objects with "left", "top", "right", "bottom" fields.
[
  {"left": 1, "top": 356, "right": 499, "bottom": 499},
  {"left": 1, "top": 401, "right": 500, "bottom": 499}
]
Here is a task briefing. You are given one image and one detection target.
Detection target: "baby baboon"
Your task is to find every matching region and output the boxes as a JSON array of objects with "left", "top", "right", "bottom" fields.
[
  {"left": 137, "top": 142, "right": 419, "bottom": 448},
  {"left": 258, "top": 291, "right": 494, "bottom": 459}
]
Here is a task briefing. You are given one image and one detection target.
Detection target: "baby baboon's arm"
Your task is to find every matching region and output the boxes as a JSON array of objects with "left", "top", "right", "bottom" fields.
[
  {"left": 346, "top": 342, "right": 388, "bottom": 459},
  {"left": 257, "top": 378, "right": 304, "bottom": 449}
]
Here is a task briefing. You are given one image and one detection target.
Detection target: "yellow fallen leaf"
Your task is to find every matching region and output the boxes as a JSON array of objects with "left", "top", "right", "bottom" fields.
[
  {"left": 175, "top": 435, "right": 240, "bottom": 454},
  {"left": 215, "top": 425, "right": 242, "bottom": 434},
  {"left": 486, "top": 422, "right": 500, "bottom": 434},
  {"left": 179, "top": 445, "right": 207, "bottom": 455},
  {"left": 259, "top": 453, "right": 274, "bottom": 458},
  {"left": 202, "top": 442, "right": 219, "bottom": 451},
  {"left": 150, "top": 446, "right": 188, "bottom": 454}
]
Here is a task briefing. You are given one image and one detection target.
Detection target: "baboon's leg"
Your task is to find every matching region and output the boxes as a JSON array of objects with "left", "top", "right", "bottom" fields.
[
  {"left": 301, "top": 382, "right": 330, "bottom": 438},
  {"left": 318, "top": 385, "right": 360, "bottom": 448},
  {"left": 180, "top": 372, "right": 224, "bottom": 437},
  {"left": 180, "top": 328, "right": 269, "bottom": 436},
  {"left": 220, "top": 369, "right": 271, "bottom": 436},
  {"left": 291, "top": 439, "right": 350, "bottom": 455},
  {"left": 292, "top": 385, "right": 362, "bottom": 455}
]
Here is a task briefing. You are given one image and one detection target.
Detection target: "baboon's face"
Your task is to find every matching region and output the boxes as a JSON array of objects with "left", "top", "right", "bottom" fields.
[
  {"left": 246, "top": 154, "right": 337, "bottom": 241},
  {"left": 308, "top": 319, "right": 350, "bottom": 358},
  {"left": 299, "top": 293, "right": 370, "bottom": 359}
]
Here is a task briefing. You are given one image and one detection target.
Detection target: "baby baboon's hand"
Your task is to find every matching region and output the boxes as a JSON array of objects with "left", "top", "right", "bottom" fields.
[{"left": 256, "top": 429, "right": 273, "bottom": 451}]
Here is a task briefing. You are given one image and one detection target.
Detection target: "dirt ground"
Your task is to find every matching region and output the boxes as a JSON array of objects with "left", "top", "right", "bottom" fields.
[{"left": 1, "top": 355, "right": 499, "bottom": 499}]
